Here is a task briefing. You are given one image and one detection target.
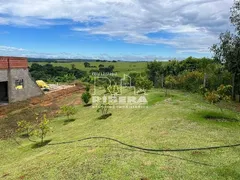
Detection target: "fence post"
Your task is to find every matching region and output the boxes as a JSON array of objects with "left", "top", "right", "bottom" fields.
[
  {"left": 232, "top": 73, "right": 236, "bottom": 100},
  {"left": 161, "top": 74, "right": 164, "bottom": 88},
  {"left": 203, "top": 73, "right": 207, "bottom": 88}
]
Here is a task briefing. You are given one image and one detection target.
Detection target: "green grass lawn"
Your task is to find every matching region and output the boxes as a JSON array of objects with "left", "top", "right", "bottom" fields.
[{"left": 1, "top": 89, "right": 240, "bottom": 179}]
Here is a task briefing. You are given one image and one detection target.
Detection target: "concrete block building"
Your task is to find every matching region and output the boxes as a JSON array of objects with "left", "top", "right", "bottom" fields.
[{"left": 0, "top": 56, "right": 43, "bottom": 103}]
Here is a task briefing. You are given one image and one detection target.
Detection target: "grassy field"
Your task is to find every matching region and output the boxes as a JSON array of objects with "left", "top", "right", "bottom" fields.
[
  {"left": 29, "top": 61, "right": 148, "bottom": 76},
  {"left": 1, "top": 89, "right": 240, "bottom": 179}
]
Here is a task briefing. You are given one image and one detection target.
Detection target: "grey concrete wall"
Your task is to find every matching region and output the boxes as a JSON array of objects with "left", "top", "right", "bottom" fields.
[
  {"left": 8, "top": 68, "right": 43, "bottom": 102},
  {"left": 0, "top": 70, "right": 8, "bottom": 82}
]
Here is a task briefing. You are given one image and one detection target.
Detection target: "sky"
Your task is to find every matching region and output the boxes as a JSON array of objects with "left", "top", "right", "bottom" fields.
[{"left": 0, "top": 0, "right": 235, "bottom": 61}]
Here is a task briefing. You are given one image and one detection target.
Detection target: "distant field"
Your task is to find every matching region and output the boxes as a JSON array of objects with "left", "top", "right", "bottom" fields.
[{"left": 29, "top": 61, "right": 149, "bottom": 76}]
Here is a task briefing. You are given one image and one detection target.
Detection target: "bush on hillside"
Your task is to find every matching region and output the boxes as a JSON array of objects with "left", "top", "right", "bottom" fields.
[
  {"left": 33, "top": 114, "right": 51, "bottom": 145},
  {"left": 205, "top": 91, "right": 220, "bottom": 104},
  {"left": 60, "top": 106, "right": 77, "bottom": 120},
  {"left": 17, "top": 114, "right": 52, "bottom": 146},
  {"left": 178, "top": 71, "right": 204, "bottom": 92},
  {"left": 135, "top": 76, "right": 153, "bottom": 92},
  {"left": 81, "top": 92, "right": 92, "bottom": 105}
]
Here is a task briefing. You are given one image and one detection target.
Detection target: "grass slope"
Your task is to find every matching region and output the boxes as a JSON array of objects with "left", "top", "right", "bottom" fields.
[{"left": 1, "top": 89, "right": 240, "bottom": 179}]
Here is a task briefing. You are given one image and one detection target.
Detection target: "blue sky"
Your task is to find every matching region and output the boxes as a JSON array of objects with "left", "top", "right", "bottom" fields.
[{"left": 0, "top": 0, "right": 234, "bottom": 61}]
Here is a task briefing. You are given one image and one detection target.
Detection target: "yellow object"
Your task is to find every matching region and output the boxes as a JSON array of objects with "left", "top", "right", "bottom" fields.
[
  {"left": 15, "top": 85, "right": 23, "bottom": 90},
  {"left": 36, "top": 80, "right": 49, "bottom": 89}
]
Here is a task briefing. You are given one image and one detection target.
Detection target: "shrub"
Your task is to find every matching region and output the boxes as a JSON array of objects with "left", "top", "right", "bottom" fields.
[
  {"left": 81, "top": 92, "right": 92, "bottom": 105},
  {"left": 146, "top": 61, "right": 164, "bottom": 83},
  {"left": 106, "top": 85, "right": 121, "bottom": 94},
  {"left": 199, "top": 85, "right": 208, "bottom": 95},
  {"left": 81, "top": 76, "right": 94, "bottom": 84},
  {"left": 97, "top": 102, "right": 110, "bottom": 115},
  {"left": 164, "top": 75, "right": 178, "bottom": 96},
  {"left": 205, "top": 91, "right": 220, "bottom": 104},
  {"left": 179, "top": 71, "right": 204, "bottom": 92},
  {"left": 17, "top": 114, "right": 52, "bottom": 145},
  {"left": 204, "top": 85, "right": 232, "bottom": 112},
  {"left": 135, "top": 76, "right": 153, "bottom": 92},
  {"left": 60, "top": 106, "right": 77, "bottom": 120},
  {"left": 84, "top": 62, "right": 90, "bottom": 67},
  {"left": 54, "top": 74, "right": 76, "bottom": 83},
  {"left": 99, "top": 65, "right": 115, "bottom": 73},
  {"left": 217, "top": 84, "right": 232, "bottom": 100},
  {"left": 127, "top": 72, "right": 141, "bottom": 86},
  {"left": 34, "top": 114, "right": 51, "bottom": 145},
  {"left": 17, "top": 120, "right": 33, "bottom": 137},
  {"left": 165, "top": 75, "right": 178, "bottom": 89},
  {"left": 85, "top": 84, "right": 90, "bottom": 92},
  {"left": 206, "top": 69, "right": 231, "bottom": 91}
]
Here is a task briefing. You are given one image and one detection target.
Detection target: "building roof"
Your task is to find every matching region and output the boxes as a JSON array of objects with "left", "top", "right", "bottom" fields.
[{"left": 0, "top": 56, "right": 28, "bottom": 69}]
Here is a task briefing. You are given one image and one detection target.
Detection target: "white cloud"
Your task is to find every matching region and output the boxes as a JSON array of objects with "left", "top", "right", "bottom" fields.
[
  {"left": 0, "top": 0, "right": 235, "bottom": 54},
  {"left": 0, "top": 45, "right": 26, "bottom": 52}
]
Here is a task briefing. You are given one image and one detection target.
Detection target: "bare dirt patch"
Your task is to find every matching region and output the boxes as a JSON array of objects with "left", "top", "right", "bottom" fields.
[{"left": 0, "top": 84, "right": 85, "bottom": 139}]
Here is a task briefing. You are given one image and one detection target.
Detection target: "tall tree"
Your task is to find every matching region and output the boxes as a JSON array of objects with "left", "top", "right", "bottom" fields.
[
  {"left": 230, "top": 0, "right": 240, "bottom": 32},
  {"left": 146, "top": 60, "right": 164, "bottom": 87},
  {"left": 84, "top": 62, "right": 90, "bottom": 68},
  {"left": 211, "top": 0, "right": 240, "bottom": 99}
]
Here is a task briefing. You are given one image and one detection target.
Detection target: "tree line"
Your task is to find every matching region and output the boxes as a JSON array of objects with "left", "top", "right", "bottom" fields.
[{"left": 29, "top": 63, "right": 86, "bottom": 83}]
